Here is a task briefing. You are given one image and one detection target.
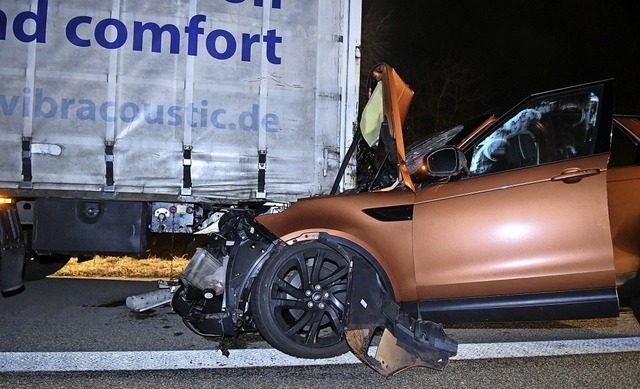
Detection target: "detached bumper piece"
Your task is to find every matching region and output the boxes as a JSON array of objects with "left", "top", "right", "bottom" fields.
[{"left": 344, "top": 255, "right": 458, "bottom": 377}]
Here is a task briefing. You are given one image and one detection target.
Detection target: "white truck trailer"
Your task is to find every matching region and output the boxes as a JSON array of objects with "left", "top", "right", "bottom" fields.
[{"left": 0, "top": 0, "right": 362, "bottom": 294}]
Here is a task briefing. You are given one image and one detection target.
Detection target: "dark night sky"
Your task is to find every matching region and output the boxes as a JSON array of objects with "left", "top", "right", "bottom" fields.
[{"left": 365, "top": 0, "right": 640, "bottom": 118}]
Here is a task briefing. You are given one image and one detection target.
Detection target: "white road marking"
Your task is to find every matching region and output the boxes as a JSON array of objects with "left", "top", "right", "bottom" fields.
[
  {"left": 453, "top": 336, "right": 640, "bottom": 360},
  {"left": 1, "top": 337, "right": 639, "bottom": 372}
]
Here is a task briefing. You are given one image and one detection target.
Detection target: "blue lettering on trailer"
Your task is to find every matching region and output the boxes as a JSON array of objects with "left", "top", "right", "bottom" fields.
[
  {"left": 1, "top": 0, "right": 49, "bottom": 43},
  {"left": 1, "top": 0, "right": 284, "bottom": 64},
  {"left": 225, "top": 0, "right": 282, "bottom": 8},
  {"left": 0, "top": 89, "right": 281, "bottom": 133}
]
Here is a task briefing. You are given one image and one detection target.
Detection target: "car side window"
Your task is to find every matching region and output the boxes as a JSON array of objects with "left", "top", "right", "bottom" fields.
[{"left": 469, "top": 86, "right": 603, "bottom": 176}]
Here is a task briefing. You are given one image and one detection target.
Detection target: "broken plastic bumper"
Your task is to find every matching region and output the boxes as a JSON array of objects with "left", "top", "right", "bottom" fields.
[{"left": 172, "top": 285, "right": 237, "bottom": 337}]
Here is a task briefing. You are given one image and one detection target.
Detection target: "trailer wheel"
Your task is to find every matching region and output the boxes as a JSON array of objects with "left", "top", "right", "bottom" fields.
[{"left": 250, "top": 241, "right": 350, "bottom": 359}]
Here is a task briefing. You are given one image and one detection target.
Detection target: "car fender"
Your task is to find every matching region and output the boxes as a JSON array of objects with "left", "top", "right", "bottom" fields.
[
  {"left": 224, "top": 229, "right": 397, "bottom": 315},
  {"left": 254, "top": 191, "right": 418, "bottom": 302}
]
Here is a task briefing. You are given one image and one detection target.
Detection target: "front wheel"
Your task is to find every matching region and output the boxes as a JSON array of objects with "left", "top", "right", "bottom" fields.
[{"left": 250, "top": 241, "right": 350, "bottom": 359}]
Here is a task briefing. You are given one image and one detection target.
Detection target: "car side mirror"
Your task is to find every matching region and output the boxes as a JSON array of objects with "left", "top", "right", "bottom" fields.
[{"left": 424, "top": 146, "right": 468, "bottom": 177}]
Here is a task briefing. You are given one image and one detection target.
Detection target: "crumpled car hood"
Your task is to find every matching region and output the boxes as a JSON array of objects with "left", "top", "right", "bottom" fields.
[{"left": 359, "top": 63, "right": 416, "bottom": 192}]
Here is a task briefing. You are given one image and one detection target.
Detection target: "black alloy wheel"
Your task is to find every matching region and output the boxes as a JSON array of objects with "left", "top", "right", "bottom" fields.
[{"left": 251, "top": 241, "right": 350, "bottom": 358}]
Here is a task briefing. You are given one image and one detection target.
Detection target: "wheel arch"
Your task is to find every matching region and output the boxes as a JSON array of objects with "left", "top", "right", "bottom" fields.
[
  {"left": 316, "top": 233, "right": 396, "bottom": 301},
  {"left": 230, "top": 231, "right": 398, "bottom": 315}
]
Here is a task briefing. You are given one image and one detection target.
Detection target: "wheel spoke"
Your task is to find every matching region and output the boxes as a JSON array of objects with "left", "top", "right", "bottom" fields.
[
  {"left": 309, "top": 249, "right": 326, "bottom": 285},
  {"left": 320, "top": 264, "right": 349, "bottom": 287},
  {"left": 324, "top": 304, "right": 344, "bottom": 335},
  {"left": 274, "top": 276, "right": 303, "bottom": 299},
  {"left": 284, "top": 309, "right": 315, "bottom": 337},
  {"left": 326, "top": 294, "right": 345, "bottom": 313},
  {"left": 327, "top": 283, "right": 348, "bottom": 294},
  {"left": 292, "top": 253, "right": 310, "bottom": 288},
  {"left": 304, "top": 310, "right": 325, "bottom": 345},
  {"left": 273, "top": 298, "right": 307, "bottom": 310}
]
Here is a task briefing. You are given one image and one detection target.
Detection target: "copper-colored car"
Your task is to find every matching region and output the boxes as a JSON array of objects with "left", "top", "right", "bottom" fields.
[{"left": 173, "top": 64, "right": 640, "bottom": 376}]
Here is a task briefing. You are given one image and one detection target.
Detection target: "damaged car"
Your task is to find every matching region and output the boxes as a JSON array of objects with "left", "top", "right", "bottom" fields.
[{"left": 172, "top": 63, "right": 640, "bottom": 376}]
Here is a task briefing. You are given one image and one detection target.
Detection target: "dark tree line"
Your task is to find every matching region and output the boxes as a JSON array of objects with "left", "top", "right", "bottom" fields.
[{"left": 359, "top": 0, "right": 640, "bottom": 145}]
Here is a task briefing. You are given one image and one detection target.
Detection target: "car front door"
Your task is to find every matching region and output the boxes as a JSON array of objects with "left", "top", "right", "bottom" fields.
[{"left": 412, "top": 81, "right": 618, "bottom": 322}]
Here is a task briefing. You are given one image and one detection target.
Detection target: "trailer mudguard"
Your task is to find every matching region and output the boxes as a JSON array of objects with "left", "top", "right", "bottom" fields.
[{"left": 0, "top": 203, "right": 25, "bottom": 295}]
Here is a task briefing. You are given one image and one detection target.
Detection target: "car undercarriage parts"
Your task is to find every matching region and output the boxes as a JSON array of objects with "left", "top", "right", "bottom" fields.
[
  {"left": 180, "top": 247, "right": 228, "bottom": 298},
  {"left": 172, "top": 285, "right": 237, "bottom": 337},
  {"left": 172, "top": 213, "right": 272, "bottom": 339},
  {"left": 344, "top": 253, "right": 458, "bottom": 377},
  {"left": 126, "top": 280, "right": 180, "bottom": 313},
  {"left": 172, "top": 244, "right": 237, "bottom": 337}
]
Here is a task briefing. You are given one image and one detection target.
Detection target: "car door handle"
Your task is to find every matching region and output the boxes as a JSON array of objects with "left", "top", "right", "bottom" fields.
[{"left": 550, "top": 168, "right": 602, "bottom": 183}]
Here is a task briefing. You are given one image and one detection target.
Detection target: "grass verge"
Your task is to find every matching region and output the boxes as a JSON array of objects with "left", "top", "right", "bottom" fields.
[{"left": 53, "top": 256, "right": 189, "bottom": 279}]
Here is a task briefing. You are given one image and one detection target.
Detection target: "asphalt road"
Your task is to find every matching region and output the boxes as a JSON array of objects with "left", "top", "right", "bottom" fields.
[
  {"left": 2, "top": 353, "right": 640, "bottom": 389},
  {"left": 1, "top": 278, "right": 639, "bottom": 388},
  {"left": 0, "top": 278, "right": 226, "bottom": 353}
]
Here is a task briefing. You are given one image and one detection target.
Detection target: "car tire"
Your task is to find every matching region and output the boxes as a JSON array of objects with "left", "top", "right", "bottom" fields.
[
  {"left": 250, "top": 240, "right": 350, "bottom": 359},
  {"left": 618, "top": 273, "right": 640, "bottom": 323},
  {"left": 630, "top": 297, "right": 640, "bottom": 323}
]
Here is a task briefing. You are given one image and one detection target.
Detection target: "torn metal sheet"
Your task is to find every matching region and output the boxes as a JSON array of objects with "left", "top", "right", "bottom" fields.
[{"left": 344, "top": 253, "right": 458, "bottom": 376}]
